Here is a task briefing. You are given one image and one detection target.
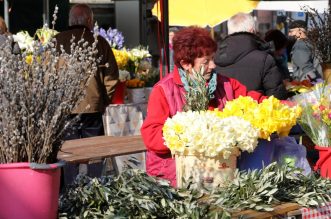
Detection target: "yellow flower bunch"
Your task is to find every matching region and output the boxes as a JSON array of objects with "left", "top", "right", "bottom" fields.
[
  {"left": 126, "top": 78, "right": 145, "bottom": 88},
  {"left": 212, "top": 96, "right": 302, "bottom": 140},
  {"left": 112, "top": 48, "right": 129, "bottom": 70}
]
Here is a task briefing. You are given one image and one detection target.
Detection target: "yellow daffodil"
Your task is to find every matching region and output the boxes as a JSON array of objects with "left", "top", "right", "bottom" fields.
[{"left": 211, "top": 96, "right": 301, "bottom": 140}]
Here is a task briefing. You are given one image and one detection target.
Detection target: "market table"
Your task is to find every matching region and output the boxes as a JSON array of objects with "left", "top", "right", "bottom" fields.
[{"left": 57, "top": 135, "right": 146, "bottom": 163}]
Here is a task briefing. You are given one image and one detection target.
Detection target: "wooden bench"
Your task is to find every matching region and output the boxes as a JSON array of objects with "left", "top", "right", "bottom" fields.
[{"left": 57, "top": 135, "right": 146, "bottom": 163}]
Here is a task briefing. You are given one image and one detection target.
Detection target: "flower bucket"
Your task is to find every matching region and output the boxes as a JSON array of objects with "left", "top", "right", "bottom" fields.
[
  {"left": 175, "top": 154, "right": 237, "bottom": 189},
  {"left": 127, "top": 88, "right": 146, "bottom": 103},
  {"left": 237, "top": 139, "right": 275, "bottom": 171},
  {"left": 0, "top": 162, "right": 63, "bottom": 219},
  {"left": 111, "top": 81, "right": 126, "bottom": 104},
  {"left": 314, "top": 146, "right": 331, "bottom": 178}
]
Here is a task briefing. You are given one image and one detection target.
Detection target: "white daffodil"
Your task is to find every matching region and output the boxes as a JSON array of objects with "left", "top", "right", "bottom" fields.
[{"left": 163, "top": 111, "right": 259, "bottom": 158}]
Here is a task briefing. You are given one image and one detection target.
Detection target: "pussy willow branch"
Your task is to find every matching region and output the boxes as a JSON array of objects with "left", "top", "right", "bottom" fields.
[{"left": 0, "top": 34, "right": 99, "bottom": 163}]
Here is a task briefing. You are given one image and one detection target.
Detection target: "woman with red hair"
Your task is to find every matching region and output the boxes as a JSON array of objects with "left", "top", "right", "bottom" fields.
[{"left": 141, "top": 27, "right": 267, "bottom": 186}]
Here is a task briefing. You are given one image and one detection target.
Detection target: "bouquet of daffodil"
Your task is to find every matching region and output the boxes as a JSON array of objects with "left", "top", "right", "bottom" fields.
[
  {"left": 112, "top": 48, "right": 129, "bottom": 70},
  {"left": 163, "top": 111, "right": 259, "bottom": 159},
  {"left": 211, "top": 96, "right": 302, "bottom": 140},
  {"left": 292, "top": 84, "right": 331, "bottom": 146}
]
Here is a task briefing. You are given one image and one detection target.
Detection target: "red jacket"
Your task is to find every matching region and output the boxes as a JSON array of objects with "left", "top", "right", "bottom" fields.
[{"left": 141, "top": 66, "right": 266, "bottom": 186}]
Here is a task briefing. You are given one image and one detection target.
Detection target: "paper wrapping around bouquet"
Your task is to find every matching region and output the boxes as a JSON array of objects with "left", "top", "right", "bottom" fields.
[{"left": 175, "top": 153, "right": 237, "bottom": 189}]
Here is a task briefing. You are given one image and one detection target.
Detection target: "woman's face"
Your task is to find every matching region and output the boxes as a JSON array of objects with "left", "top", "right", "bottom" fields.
[{"left": 182, "top": 54, "right": 216, "bottom": 80}]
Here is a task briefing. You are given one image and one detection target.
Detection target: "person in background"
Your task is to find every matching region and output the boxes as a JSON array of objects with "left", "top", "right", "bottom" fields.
[
  {"left": 0, "top": 16, "right": 20, "bottom": 54},
  {"left": 169, "top": 27, "right": 179, "bottom": 72},
  {"left": 264, "top": 29, "right": 291, "bottom": 81},
  {"left": 55, "top": 4, "right": 119, "bottom": 184},
  {"left": 288, "top": 20, "right": 322, "bottom": 82},
  {"left": 0, "top": 16, "right": 9, "bottom": 47},
  {"left": 214, "top": 12, "right": 288, "bottom": 100},
  {"left": 141, "top": 26, "right": 268, "bottom": 187},
  {"left": 0, "top": 16, "right": 8, "bottom": 35}
]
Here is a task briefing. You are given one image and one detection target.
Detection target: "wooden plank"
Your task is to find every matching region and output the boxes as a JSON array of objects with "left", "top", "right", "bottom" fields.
[
  {"left": 231, "top": 203, "right": 301, "bottom": 219},
  {"left": 57, "top": 135, "right": 146, "bottom": 163},
  {"left": 287, "top": 209, "right": 302, "bottom": 217}
]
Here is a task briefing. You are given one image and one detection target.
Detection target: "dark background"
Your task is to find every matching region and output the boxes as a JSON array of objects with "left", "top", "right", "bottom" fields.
[{"left": 0, "top": 0, "right": 69, "bottom": 35}]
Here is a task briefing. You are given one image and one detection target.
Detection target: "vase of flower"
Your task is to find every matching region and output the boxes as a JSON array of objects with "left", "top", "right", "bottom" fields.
[
  {"left": 126, "top": 78, "right": 146, "bottom": 103},
  {"left": 176, "top": 153, "right": 238, "bottom": 189},
  {"left": 0, "top": 162, "right": 63, "bottom": 219},
  {"left": 163, "top": 111, "right": 260, "bottom": 189}
]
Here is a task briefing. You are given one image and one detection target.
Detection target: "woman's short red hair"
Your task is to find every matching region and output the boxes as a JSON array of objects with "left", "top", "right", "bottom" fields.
[{"left": 172, "top": 27, "right": 217, "bottom": 67}]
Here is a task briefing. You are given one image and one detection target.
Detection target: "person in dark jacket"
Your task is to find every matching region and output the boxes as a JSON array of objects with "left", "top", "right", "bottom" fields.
[
  {"left": 264, "top": 29, "right": 291, "bottom": 81},
  {"left": 55, "top": 4, "right": 119, "bottom": 185},
  {"left": 214, "top": 13, "right": 288, "bottom": 100}
]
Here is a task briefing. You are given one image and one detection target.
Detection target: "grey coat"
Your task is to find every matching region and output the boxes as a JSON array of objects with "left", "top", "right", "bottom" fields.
[{"left": 291, "top": 40, "right": 322, "bottom": 81}]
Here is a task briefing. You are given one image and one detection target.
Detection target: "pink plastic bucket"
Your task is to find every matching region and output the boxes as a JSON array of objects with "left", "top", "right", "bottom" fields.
[{"left": 0, "top": 162, "right": 63, "bottom": 219}]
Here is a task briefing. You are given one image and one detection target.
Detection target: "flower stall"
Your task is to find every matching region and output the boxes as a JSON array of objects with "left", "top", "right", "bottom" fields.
[{"left": 55, "top": 67, "right": 331, "bottom": 218}]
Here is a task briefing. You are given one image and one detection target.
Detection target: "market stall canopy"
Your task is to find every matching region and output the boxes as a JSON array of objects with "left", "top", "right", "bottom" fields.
[
  {"left": 152, "top": 0, "right": 329, "bottom": 27},
  {"left": 152, "top": 0, "right": 259, "bottom": 27}
]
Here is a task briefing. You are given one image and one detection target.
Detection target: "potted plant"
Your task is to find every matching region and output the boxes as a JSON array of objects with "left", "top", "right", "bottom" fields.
[{"left": 0, "top": 10, "right": 98, "bottom": 219}]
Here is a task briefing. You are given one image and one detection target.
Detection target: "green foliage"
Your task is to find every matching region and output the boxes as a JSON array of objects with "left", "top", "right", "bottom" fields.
[
  {"left": 59, "top": 169, "right": 226, "bottom": 219},
  {"left": 210, "top": 163, "right": 331, "bottom": 212},
  {"left": 59, "top": 164, "right": 331, "bottom": 218}
]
